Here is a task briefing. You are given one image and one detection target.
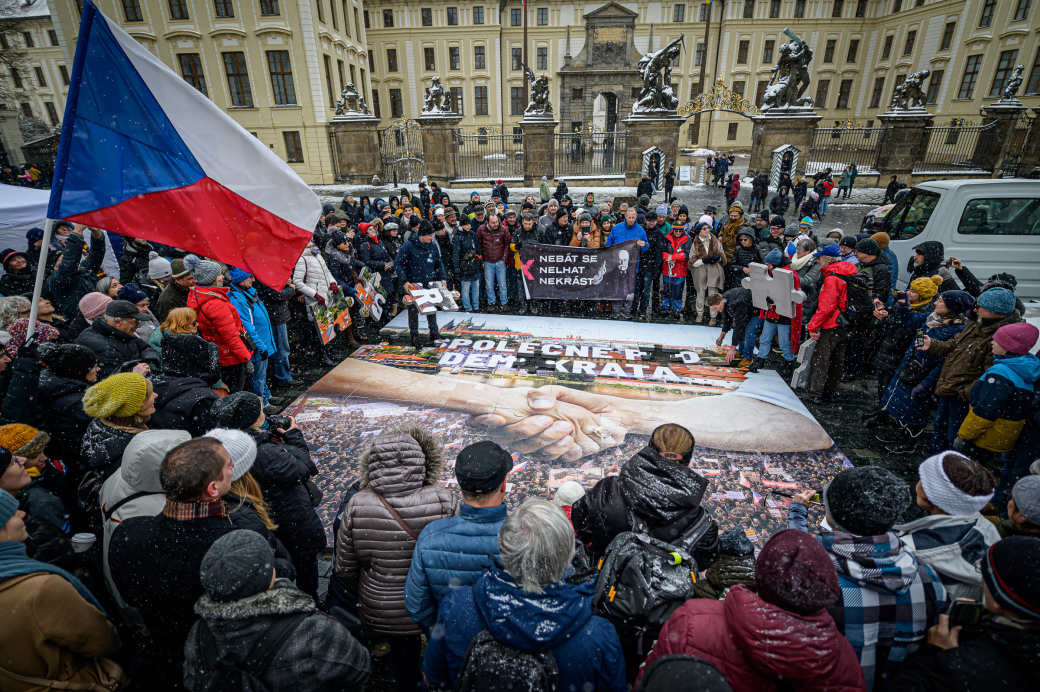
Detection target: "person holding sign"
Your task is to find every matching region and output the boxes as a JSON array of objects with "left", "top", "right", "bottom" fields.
[
  {"left": 395, "top": 221, "right": 447, "bottom": 348},
  {"left": 605, "top": 208, "right": 647, "bottom": 320}
]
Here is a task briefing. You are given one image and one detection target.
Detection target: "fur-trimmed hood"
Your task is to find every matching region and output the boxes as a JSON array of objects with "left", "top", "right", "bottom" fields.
[
  {"left": 358, "top": 426, "right": 444, "bottom": 496},
  {"left": 195, "top": 579, "right": 314, "bottom": 620}
]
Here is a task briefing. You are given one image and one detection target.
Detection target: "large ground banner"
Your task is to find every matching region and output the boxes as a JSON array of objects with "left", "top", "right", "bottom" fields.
[
  {"left": 290, "top": 313, "right": 850, "bottom": 544},
  {"left": 519, "top": 240, "right": 639, "bottom": 300}
]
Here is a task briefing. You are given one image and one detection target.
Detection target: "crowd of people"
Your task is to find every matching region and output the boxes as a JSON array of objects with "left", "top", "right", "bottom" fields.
[{"left": 0, "top": 172, "right": 1038, "bottom": 692}]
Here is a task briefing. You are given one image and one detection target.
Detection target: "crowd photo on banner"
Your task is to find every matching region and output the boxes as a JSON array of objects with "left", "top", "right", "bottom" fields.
[{"left": 2, "top": 3, "right": 1040, "bottom": 689}]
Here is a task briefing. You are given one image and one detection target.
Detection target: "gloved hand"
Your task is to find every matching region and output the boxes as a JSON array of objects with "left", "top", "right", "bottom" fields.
[
  {"left": 17, "top": 334, "right": 38, "bottom": 360},
  {"left": 315, "top": 294, "right": 326, "bottom": 307},
  {"left": 911, "top": 383, "right": 929, "bottom": 400},
  {"left": 330, "top": 283, "right": 339, "bottom": 295},
  {"left": 952, "top": 436, "right": 973, "bottom": 454}
]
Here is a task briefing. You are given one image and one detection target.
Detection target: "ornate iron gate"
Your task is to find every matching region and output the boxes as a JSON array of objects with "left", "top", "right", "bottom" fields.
[
  {"left": 999, "top": 113, "right": 1034, "bottom": 178},
  {"left": 378, "top": 119, "right": 425, "bottom": 184}
]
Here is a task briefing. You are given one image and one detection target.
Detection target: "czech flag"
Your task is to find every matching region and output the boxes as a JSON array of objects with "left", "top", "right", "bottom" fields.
[{"left": 48, "top": 1, "right": 320, "bottom": 287}]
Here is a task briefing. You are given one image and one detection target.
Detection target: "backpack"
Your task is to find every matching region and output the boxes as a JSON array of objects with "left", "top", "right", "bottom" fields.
[
  {"left": 456, "top": 629, "right": 559, "bottom": 692},
  {"left": 590, "top": 508, "right": 709, "bottom": 645},
  {"left": 834, "top": 271, "right": 874, "bottom": 328},
  {"left": 195, "top": 613, "right": 308, "bottom": 692}
]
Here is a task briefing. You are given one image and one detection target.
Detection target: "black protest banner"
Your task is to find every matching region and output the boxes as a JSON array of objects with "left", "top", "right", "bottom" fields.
[{"left": 519, "top": 240, "right": 640, "bottom": 300}]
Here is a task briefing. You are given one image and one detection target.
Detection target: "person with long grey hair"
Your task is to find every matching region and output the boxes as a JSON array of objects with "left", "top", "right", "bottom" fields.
[{"left": 422, "top": 498, "right": 626, "bottom": 691}]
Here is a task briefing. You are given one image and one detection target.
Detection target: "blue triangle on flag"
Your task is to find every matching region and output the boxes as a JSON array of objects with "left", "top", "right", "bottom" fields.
[{"left": 49, "top": 1, "right": 204, "bottom": 219}]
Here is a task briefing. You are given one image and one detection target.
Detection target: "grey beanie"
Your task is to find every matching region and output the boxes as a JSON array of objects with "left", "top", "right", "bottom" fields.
[
  {"left": 823, "top": 466, "right": 910, "bottom": 536},
  {"left": 200, "top": 530, "right": 275, "bottom": 603},
  {"left": 182, "top": 254, "right": 222, "bottom": 286},
  {"left": 148, "top": 251, "right": 172, "bottom": 280}
]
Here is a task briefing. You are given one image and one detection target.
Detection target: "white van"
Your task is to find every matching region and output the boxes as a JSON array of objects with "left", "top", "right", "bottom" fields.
[{"left": 862, "top": 179, "right": 1040, "bottom": 299}]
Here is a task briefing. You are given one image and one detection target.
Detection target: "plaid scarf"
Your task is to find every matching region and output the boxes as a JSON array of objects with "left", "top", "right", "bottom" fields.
[
  {"left": 162, "top": 499, "right": 227, "bottom": 521},
  {"left": 818, "top": 532, "right": 947, "bottom": 691}
]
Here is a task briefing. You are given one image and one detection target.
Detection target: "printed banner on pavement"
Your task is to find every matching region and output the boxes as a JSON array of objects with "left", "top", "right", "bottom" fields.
[{"left": 519, "top": 240, "right": 639, "bottom": 301}]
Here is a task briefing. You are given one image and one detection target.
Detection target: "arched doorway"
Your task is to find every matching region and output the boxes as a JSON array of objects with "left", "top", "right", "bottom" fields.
[{"left": 592, "top": 92, "right": 619, "bottom": 132}]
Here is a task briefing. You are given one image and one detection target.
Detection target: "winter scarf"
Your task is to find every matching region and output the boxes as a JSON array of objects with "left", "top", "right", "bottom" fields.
[
  {"left": 0, "top": 540, "right": 106, "bottom": 613},
  {"left": 919, "top": 452, "right": 994, "bottom": 515},
  {"left": 789, "top": 252, "right": 815, "bottom": 272}
]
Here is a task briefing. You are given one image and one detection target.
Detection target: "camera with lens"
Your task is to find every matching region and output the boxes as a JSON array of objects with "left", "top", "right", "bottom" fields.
[{"left": 267, "top": 414, "right": 292, "bottom": 431}]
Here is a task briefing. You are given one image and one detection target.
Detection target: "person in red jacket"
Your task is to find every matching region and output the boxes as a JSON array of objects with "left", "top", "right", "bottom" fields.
[
  {"left": 476, "top": 213, "right": 513, "bottom": 310},
  {"left": 806, "top": 245, "right": 857, "bottom": 402},
  {"left": 661, "top": 224, "right": 691, "bottom": 314},
  {"left": 184, "top": 254, "right": 252, "bottom": 393},
  {"left": 637, "top": 529, "right": 867, "bottom": 692}
]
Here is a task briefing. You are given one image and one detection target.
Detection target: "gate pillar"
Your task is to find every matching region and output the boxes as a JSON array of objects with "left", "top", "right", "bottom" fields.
[
  {"left": 417, "top": 113, "right": 463, "bottom": 184},
  {"left": 520, "top": 117, "right": 558, "bottom": 186},
  {"left": 327, "top": 115, "right": 381, "bottom": 184},
  {"left": 622, "top": 113, "right": 684, "bottom": 187},
  {"left": 875, "top": 111, "right": 932, "bottom": 179},
  {"left": 749, "top": 110, "right": 822, "bottom": 180},
  {"left": 979, "top": 102, "right": 1031, "bottom": 178}
]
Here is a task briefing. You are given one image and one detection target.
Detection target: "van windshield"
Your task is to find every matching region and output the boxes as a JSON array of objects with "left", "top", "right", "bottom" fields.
[{"left": 885, "top": 189, "right": 940, "bottom": 241}]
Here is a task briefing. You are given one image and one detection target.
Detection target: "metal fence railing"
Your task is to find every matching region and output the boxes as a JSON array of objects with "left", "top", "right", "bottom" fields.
[
  {"left": 377, "top": 119, "right": 425, "bottom": 185},
  {"left": 913, "top": 119, "right": 999, "bottom": 175},
  {"left": 553, "top": 131, "right": 627, "bottom": 178},
  {"left": 452, "top": 132, "right": 523, "bottom": 182},
  {"left": 806, "top": 126, "right": 886, "bottom": 174}
]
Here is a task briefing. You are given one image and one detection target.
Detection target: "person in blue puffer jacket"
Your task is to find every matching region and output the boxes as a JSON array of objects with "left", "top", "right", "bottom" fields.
[
  {"left": 405, "top": 440, "right": 508, "bottom": 633},
  {"left": 879, "top": 290, "right": 974, "bottom": 455},
  {"left": 422, "top": 498, "right": 626, "bottom": 692},
  {"left": 227, "top": 267, "right": 276, "bottom": 407},
  {"left": 953, "top": 322, "right": 1040, "bottom": 464}
]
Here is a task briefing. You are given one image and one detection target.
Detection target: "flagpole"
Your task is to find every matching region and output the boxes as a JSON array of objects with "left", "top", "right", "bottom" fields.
[{"left": 25, "top": 217, "right": 54, "bottom": 340}]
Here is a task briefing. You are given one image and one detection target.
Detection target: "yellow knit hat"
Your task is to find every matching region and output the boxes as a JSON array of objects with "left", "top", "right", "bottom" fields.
[
  {"left": 83, "top": 373, "right": 149, "bottom": 419},
  {"left": 910, "top": 275, "right": 943, "bottom": 303},
  {"left": 0, "top": 424, "right": 50, "bottom": 456}
]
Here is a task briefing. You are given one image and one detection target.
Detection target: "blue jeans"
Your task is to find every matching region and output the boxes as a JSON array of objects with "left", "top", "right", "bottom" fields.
[
  {"left": 741, "top": 315, "right": 763, "bottom": 359},
  {"left": 272, "top": 322, "right": 292, "bottom": 384},
  {"left": 931, "top": 395, "right": 969, "bottom": 454},
  {"left": 749, "top": 193, "right": 761, "bottom": 211},
  {"left": 820, "top": 196, "right": 830, "bottom": 214},
  {"left": 758, "top": 321, "right": 794, "bottom": 362},
  {"left": 662, "top": 276, "right": 685, "bottom": 311},
  {"left": 250, "top": 355, "right": 271, "bottom": 405},
  {"left": 459, "top": 278, "right": 481, "bottom": 311},
  {"left": 483, "top": 261, "right": 508, "bottom": 305}
]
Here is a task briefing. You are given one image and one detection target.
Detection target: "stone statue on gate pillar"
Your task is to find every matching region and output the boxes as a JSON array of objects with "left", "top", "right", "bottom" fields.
[
  {"left": 762, "top": 29, "right": 814, "bottom": 110},
  {"left": 631, "top": 35, "right": 684, "bottom": 115},
  {"left": 334, "top": 82, "right": 372, "bottom": 118},
  {"left": 522, "top": 63, "right": 554, "bottom": 118},
  {"left": 888, "top": 69, "right": 930, "bottom": 112},
  {"left": 997, "top": 65, "right": 1026, "bottom": 104},
  {"left": 421, "top": 77, "right": 453, "bottom": 115}
]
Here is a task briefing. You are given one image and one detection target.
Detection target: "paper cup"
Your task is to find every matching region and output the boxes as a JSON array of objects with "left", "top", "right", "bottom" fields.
[{"left": 71, "top": 532, "right": 97, "bottom": 553}]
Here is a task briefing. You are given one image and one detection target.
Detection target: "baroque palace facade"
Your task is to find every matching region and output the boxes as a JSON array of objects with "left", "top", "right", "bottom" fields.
[{"left": 3, "top": 0, "right": 1039, "bottom": 182}]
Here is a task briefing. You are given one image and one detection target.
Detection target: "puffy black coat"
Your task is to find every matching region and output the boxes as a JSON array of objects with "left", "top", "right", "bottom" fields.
[
  {"left": 874, "top": 301, "right": 932, "bottom": 373},
  {"left": 118, "top": 240, "right": 153, "bottom": 284},
  {"left": 729, "top": 230, "right": 762, "bottom": 281},
  {"left": 637, "top": 178, "right": 654, "bottom": 199},
  {"left": 247, "top": 428, "right": 327, "bottom": 554},
  {"left": 148, "top": 375, "right": 218, "bottom": 437},
  {"left": 74, "top": 319, "right": 159, "bottom": 379},
  {"left": 356, "top": 235, "right": 395, "bottom": 295},
  {"left": 889, "top": 619, "right": 1040, "bottom": 692},
  {"left": 80, "top": 418, "right": 142, "bottom": 480},
  {"left": 553, "top": 181, "right": 569, "bottom": 201},
  {"left": 225, "top": 492, "right": 296, "bottom": 581},
  {"left": 46, "top": 233, "right": 106, "bottom": 320},
  {"left": 570, "top": 447, "right": 720, "bottom": 570},
  {"left": 451, "top": 227, "right": 482, "bottom": 281},
  {"left": 132, "top": 270, "right": 165, "bottom": 304},
  {"left": 0, "top": 267, "right": 35, "bottom": 296},
  {"left": 769, "top": 193, "right": 790, "bottom": 216},
  {"left": 394, "top": 236, "right": 446, "bottom": 286},
  {"left": 541, "top": 221, "right": 571, "bottom": 246},
  {"left": 858, "top": 254, "right": 892, "bottom": 304},
  {"left": 641, "top": 225, "right": 668, "bottom": 275},
  {"left": 35, "top": 370, "right": 91, "bottom": 470},
  {"left": 0, "top": 356, "right": 40, "bottom": 426},
  {"left": 255, "top": 281, "right": 296, "bottom": 326}
]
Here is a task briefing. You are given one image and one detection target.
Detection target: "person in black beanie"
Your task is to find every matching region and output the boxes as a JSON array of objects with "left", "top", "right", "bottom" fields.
[
  {"left": 34, "top": 344, "right": 98, "bottom": 469},
  {"left": 394, "top": 220, "right": 446, "bottom": 348},
  {"left": 183, "top": 530, "right": 372, "bottom": 691},
  {"left": 889, "top": 536, "right": 1040, "bottom": 692}
]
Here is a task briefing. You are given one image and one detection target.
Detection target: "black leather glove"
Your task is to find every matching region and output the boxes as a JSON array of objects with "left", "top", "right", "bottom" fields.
[
  {"left": 951, "top": 436, "right": 974, "bottom": 454},
  {"left": 17, "top": 334, "right": 38, "bottom": 360}
]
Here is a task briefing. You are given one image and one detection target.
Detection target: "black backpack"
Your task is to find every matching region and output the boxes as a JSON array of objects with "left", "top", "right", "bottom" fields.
[
  {"left": 835, "top": 271, "right": 874, "bottom": 328},
  {"left": 456, "top": 629, "right": 559, "bottom": 692},
  {"left": 590, "top": 509, "right": 709, "bottom": 645},
  {"left": 195, "top": 613, "right": 308, "bottom": 692}
]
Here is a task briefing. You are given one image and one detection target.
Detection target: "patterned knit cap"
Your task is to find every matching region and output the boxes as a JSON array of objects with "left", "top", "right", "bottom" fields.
[
  {"left": 0, "top": 424, "right": 50, "bottom": 456},
  {"left": 82, "top": 373, "right": 149, "bottom": 419}
]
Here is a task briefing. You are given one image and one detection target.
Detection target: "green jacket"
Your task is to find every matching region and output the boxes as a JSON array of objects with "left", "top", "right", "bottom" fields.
[
  {"left": 539, "top": 180, "right": 551, "bottom": 203},
  {"left": 929, "top": 311, "right": 1022, "bottom": 400}
]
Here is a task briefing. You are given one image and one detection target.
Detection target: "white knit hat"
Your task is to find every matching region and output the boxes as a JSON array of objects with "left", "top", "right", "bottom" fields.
[
  {"left": 552, "top": 480, "right": 586, "bottom": 507},
  {"left": 148, "top": 251, "right": 172, "bottom": 280},
  {"left": 205, "top": 428, "right": 258, "bottom": 482},
  {"left": 919, "top": 451, "right": 994, "bottom": 516}
]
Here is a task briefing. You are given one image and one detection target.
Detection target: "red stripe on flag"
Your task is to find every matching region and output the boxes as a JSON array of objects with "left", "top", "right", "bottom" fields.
[{"left": 65, "top": 176, "right": 312, "bottom": 288}]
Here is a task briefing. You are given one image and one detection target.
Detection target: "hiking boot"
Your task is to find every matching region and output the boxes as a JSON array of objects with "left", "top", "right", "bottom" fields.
[
  {"left": 320, "top": 354, "right": 337, "bottom": 366},
  {"left": 779, "top": 360, "right": 796, "bottom": 379},
  {"left": 747, "top": 357, "right": 767, "bottom": 374},
  {"left": 736, "top": 358, "right": 753, "bottom": 368},
  {"left": 876, "top": 430, "right": 904, "bottom": 444}
]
